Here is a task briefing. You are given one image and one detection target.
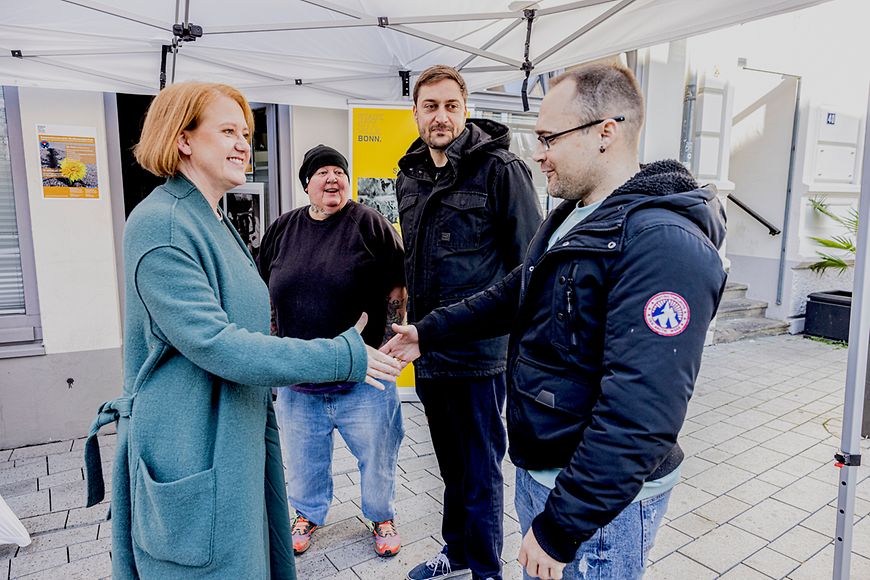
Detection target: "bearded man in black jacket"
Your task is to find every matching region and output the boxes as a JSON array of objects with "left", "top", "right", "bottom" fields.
[
  {"left": 398, "top": 65, "right": 542, "bottom": 580},
  {"left": 385, "top": 63, "right": 727, "bottom": 580}
]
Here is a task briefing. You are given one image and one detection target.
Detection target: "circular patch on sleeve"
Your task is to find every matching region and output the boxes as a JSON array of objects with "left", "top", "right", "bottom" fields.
[{"left": 644, "top": 292, "right": 691, "bottom": 336}]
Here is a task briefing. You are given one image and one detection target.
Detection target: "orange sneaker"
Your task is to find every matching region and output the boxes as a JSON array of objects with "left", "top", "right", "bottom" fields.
[
  {"left": 369, "top": 519, "right": 401, "bottom": 557},
  {"left": 291, "top": 514, "right": 318, "bottom": 555}
]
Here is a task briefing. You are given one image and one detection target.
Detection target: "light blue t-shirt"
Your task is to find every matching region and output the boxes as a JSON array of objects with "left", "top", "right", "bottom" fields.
[
  {"left": 546, "top": 199, "right": 603, "bottom": 251},
  {"left": 533, "top": 197, "right": 680, "bottom": 502},
  {"left": 528, "top": 465, "right": 681, "bottom": 503}
]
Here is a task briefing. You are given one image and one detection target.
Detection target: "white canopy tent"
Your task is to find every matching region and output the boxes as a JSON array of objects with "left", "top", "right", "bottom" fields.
[
  {"left": 2, "top": 1, "right": 868, "bottom": 578},
  {"left": 0, "top": 0, "right": 833, "bottom": 107}
]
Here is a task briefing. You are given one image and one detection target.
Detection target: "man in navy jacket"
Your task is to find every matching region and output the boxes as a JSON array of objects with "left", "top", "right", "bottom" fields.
[{"left": 384, "top": 63, "right": 727, "bottom": 580}]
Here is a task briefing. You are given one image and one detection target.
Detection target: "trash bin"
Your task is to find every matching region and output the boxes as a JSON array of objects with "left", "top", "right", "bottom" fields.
[{"left": 804, "top": 290, "right": 852, "bottom": 342}]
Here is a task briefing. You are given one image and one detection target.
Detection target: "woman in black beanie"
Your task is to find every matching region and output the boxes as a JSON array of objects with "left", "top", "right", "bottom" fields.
[{"left": 258, "top": 144, "right": 407, "bottom": 558}]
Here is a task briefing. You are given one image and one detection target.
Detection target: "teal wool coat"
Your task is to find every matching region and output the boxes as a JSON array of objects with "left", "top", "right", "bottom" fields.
[{"left": 84, "top": 175, "right": 367, "bottom": 579}]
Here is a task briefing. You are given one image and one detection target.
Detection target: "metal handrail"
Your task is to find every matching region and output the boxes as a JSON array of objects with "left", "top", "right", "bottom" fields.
[{"left": 727, "top": 193, "right": 781, "bottom": 236}]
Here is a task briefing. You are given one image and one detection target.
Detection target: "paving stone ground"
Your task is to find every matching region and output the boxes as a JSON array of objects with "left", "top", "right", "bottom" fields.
[{"left": 1, "top": 335, "right": 869, "bottom": 579}]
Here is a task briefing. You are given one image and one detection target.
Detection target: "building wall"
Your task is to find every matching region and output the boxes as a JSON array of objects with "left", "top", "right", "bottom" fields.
[
  {"left": 688, "top": 0, "right": 869, "bottom": 321},
  {"left": 0, "top": 88, "right": 123, "bottom": 448},
  {"left": 290, "top": 106, "right": 348, "bottom": 210}
]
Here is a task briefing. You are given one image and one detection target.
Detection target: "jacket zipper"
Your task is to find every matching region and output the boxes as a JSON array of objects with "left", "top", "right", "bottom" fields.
[{"left": 566, "top": 266, "right": 578, "bottom": 346}]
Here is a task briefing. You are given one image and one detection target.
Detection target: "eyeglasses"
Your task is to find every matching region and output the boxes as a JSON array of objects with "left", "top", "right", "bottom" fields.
[{"left": 536, "top": 116, "right": 625, "bottom": 150}]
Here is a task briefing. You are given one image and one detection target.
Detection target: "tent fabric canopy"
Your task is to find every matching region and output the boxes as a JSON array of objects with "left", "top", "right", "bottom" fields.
[{"left": 0, "top": 0, "right": 830, "bottom": 107}]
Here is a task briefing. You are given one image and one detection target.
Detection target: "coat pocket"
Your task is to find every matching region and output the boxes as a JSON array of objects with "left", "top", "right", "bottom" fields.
[{"left": 132, "top": 457, "right": 216, "bottom": 567}]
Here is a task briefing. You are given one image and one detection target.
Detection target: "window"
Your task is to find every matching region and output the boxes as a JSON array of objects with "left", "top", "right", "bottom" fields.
[{"left": 0, "top": 86, "right": 43, "bottom": 357}]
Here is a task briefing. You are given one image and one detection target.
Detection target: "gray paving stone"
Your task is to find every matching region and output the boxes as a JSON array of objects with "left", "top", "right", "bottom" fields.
[
  {"left": 0, "top": 463, "right": 46, "bottom": 488},
  {"left": 9, "top": 442, "right": 71, "bottom": 462},
  {"left": 65, "top": 504, "right": 109, "bottom": 528},
  {"left": 295, "top": 553, "right": 340, "bottom": 578},
  {"left": 679, "top": 523, "right": 767, "bottom": 573},
  {"left": 767, "top": 524, "right": 831, "bottom": 563},
  {"left": 745, "top": 547, "right": 800, "bottom": 578},
  {"left": 67, "top": 536, "right": 112, "bottom": 562},
  {"left": 37, "top": 468, "right": 83, "bottom": 491},
  {"left": 0, "top": 480, "right": 37, "bottom": 499},
  {"left": 47, "top": 480, "right": 87, "bottom": 512},
  {"left": 18, "top": 525, "right": 98, "bottom": 555},
  {"left": 725, "top": 446, "right": 789, "bottom": 475},
  {"left": 16, "top": 552, "right": 111, "bottom": 580},
  {"left": 693, "top": 495, "right": 751, "bottom": 525},
  {"left": 46, "top": 453, "right": 83, "bottom": 475},
  {"left": 17, "top": 513, "right": 66, "bottom": 536},
  {"left": 686, "top": 464, "right": 754, "bottom": 496},
  {"left": 718, "top": 564, "right": 770, "bottom": 579},
  {"left": 730, "top": 498, "right": 809, "bottom": 541},
  {"left": 8, "top": 546, "right": 67, "bottom": 578},
  {"left": 762, "top": 431, "right": 823, "bottom": 456},
  {"left": 727, "top": 478, "right": 782, "bottom": 506},
  {"left": 351, "top": 536, "right": 443, "bottom": 578},
  {"left": 668, "top": 512, "right": 717, "bottom": 538},
  {"left": 666, "top": 482, "right": 715, "bottom": 519},
  {"left": 646, "top": 551, "right": 718, "bottom": 579},
  {"left": 4, "top": 492, "right": 49, "bottom": 520},
  {"left": 773, "top": 475, "right": 837, "bottom": 513},
  {"left": 649, "top": 525, "right": 693, "bottom": 563},
  {"left": 787, "top": 544, "right": 870, "bottom": 580}
]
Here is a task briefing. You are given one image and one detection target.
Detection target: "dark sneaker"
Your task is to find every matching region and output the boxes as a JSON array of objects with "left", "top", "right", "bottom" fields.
[
  {"left": 291, "top": 514, "right": 318, "bottom": 555},
  {"left": 406, "top": 550, "right": 470, "bottom": 579},
  {"left": 368, "top": 519, "right": 401, "bottom": 557}
]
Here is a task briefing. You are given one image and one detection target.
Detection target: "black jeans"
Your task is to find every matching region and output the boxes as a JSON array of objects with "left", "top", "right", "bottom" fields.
[{"left": 416, "top": 373, "right": 507, "bottom": 580}]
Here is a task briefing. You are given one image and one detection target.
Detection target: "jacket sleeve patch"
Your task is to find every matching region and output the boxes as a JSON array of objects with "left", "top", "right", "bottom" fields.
[{"left": 644, "top": 291, "right": 691, "bottom": 336}]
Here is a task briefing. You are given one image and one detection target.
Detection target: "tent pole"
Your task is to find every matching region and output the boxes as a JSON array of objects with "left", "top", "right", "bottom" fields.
[
  {"left": 832, "top": 80, "right": 870, "bottom": 580},
  {"left": 536, "top": 0, "right": 638, "bottom": 65}
]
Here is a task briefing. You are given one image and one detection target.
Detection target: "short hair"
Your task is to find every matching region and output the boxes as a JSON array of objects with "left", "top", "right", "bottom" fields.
[
  {"left": 134, "top": 82, "right": 254, "bottom": 177},
  {"left": 551, "top": 63, "right": 645, "bottom": 142},
  {"left": 413, "top": 65, "right": 468, "bottom": 104}
]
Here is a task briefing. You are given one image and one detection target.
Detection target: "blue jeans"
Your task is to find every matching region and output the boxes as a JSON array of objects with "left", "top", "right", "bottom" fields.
[
  {"left": 515, "top": 468, "right": 670, "bottom": 580},
  {"left": 274, "top": 382, "right": 403, "bottom": 525},
  {"left": 417, "top": 374, "right": 507, "bottom": 580}
]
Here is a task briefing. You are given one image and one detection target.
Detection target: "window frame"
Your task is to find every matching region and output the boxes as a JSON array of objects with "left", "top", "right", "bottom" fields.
[{"left": 0, "top": 86, "right": 44, "bottom": 358}]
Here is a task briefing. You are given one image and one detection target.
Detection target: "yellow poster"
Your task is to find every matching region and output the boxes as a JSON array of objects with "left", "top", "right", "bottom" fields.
[
  {"left": 37, "top": 125, "right": 100, "bottom": 199},
  {"left": 349, "top": 105, "right": 420, "bottom": 393}
]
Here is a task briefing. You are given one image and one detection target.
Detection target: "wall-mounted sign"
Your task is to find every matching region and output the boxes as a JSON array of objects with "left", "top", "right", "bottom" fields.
[
  {"left": 36, "top": 125, "right": 100, "bottom": 199},
  {"left": 349, "top": 103, "right": 420, "bottom": 397}
]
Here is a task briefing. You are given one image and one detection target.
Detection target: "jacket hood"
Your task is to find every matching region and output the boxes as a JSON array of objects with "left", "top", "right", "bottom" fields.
[
  {"left": 398, "top": 118, "right": 511, "bottom": 175},
  {"left": 598, "top": 160, "right": 726, "bottom": 249}
]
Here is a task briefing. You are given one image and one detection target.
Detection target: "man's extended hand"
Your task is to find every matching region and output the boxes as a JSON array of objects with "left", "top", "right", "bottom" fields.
[
  {"left": 379, "top": 323, "right": 421, "bottom": 368},
  {"left": 354, "top": 313, "right": 403, "bottom": 390},
  {"left": 518, "top": 528, "right": 566, "bottom": 580}
]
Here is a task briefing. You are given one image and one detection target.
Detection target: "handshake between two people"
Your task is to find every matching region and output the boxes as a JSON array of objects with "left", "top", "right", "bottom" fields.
[{"left": 354, "top": 314, "right": 417, "bottom": 390}]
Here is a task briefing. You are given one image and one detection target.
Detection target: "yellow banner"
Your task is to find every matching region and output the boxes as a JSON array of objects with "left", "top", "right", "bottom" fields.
[{"left": 350, "top": 105, "right": 419, "bottom": 389}]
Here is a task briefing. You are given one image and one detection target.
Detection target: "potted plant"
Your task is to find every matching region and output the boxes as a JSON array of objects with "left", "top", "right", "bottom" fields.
[{"left": 803, "top": 197, "right": 856, "bottom": 342}]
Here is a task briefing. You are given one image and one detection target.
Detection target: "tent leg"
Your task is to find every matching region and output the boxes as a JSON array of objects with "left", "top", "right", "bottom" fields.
[{"left": 833, "top": 81, "right": 870, "bottom": 580}]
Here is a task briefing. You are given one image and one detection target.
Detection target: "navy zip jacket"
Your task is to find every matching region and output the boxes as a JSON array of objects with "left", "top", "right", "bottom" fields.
[
  {"left": 415, "top": 160, "right": 728, "bottom": 561},
  {"left": 397, "top": 118, "right": 542, "bottom": 379}
]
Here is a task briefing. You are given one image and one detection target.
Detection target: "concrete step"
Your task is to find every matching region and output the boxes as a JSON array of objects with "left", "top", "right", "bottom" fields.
[
  {"left": 723, "top": 282, "right": 748, "bottom": 301},
  {"left": 713, "top": 317, "right": 790, "bottom": 344},
  {"left": 716, "top": 297, "right": 769, "bottom": 320}
]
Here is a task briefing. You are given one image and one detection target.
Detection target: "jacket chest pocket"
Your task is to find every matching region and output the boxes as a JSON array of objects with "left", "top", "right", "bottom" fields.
[
  {"left": 436, "top": 192, "right": 487, "bottom": 249},
  {"left": 398, "top": 193, "right": 420, "bottom": 241}
]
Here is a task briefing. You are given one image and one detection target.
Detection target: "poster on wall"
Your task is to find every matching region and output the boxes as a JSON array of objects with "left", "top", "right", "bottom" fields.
[
  {"left": 223, "top": 182, "right": 265, "bottom": 262},
  {"left": 37, "top": 125, "right": 100, "bottom": 199},
  {"left": 349, "top": 103, "right": 421, "bottom": 398},
  {"left": 349, "top": 104, "right": 420, "bottom": 228}
]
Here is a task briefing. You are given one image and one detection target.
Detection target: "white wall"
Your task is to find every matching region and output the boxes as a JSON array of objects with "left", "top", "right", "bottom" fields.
[
  {"left": 290, "top": 106, "right": 348, "bottom": 210},
  {"left": 639, "top": 41, "right": 688, "bottom": 164},
  {"left": 17, "top": 88, "right": 122, "bottom": 354},
  {"left": 688, "top": 0, "right": 870, "bottom": 319}
]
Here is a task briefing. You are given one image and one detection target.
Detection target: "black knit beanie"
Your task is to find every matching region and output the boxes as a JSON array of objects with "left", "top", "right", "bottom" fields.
[{"left": 299, "top": 144, "right": 349, "bottom": 190}]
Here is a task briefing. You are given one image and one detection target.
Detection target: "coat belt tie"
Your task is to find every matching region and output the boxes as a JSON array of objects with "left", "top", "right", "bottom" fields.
[{"left": 84, "top": 395, "right": 133, "bottom": 508}]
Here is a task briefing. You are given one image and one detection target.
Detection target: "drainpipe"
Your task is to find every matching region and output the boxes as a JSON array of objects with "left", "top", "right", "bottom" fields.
[{"left": 738, "top": 59, "right": 802, "bottom": 307}]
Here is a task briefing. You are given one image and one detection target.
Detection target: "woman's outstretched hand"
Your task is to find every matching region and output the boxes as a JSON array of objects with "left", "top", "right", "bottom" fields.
[{"left": 379, "top": 323, "right": 421, "bottom": 368}]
